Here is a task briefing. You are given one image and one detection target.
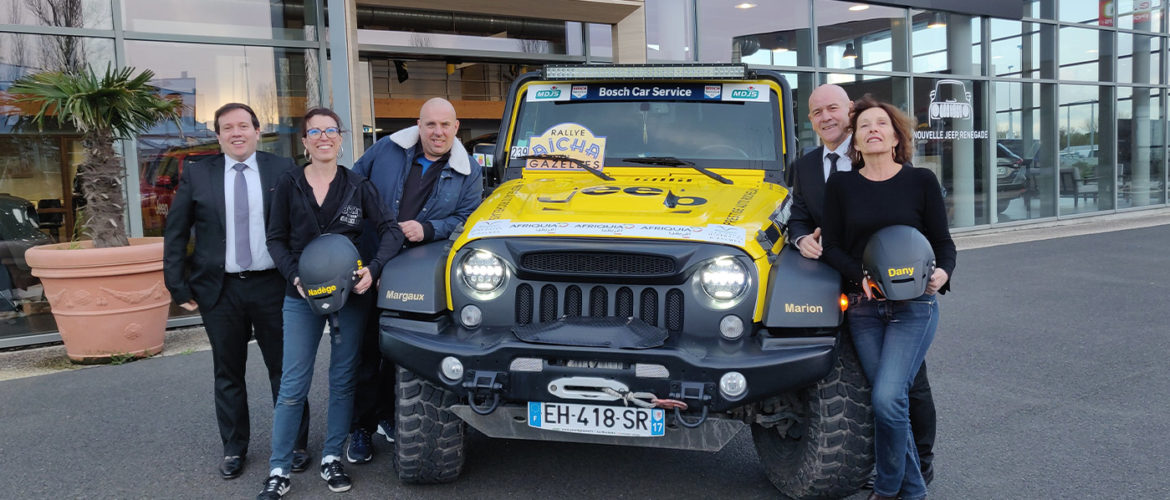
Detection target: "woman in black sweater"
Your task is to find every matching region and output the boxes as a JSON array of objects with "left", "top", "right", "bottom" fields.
[
  {"left": 258, "top": 108, "right": 403, "bottom": 500},
  {"left": 821, "top": 96, "right": 956, "bottom": 500}
]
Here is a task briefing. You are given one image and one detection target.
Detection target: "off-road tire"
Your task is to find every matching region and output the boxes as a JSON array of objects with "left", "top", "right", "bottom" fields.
[
  {"left": 750, "top": 329, "right": 874, "bottom": 499},
  {"left": 393, "top": 366, "right": 465, "bottom": 483}
]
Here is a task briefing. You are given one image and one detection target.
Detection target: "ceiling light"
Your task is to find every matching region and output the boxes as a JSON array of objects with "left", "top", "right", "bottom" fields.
[
  {"left": 849, "top": 4, "right": 869, "bottom": 11},
  {"left": 734, "top": 3, "right": 756, "bottom": 9},
  {"left": 773, "top": 47, "right": 789, "bottom": 53},
  {"left": 927, "top": 12, "right": 947, "bottom": 29},
  {"left": 1087, "top": 49, "right": 1098, "bottom": 53},
  {"left": 843, "top": 43, "right": 858, "bottom": 60}
]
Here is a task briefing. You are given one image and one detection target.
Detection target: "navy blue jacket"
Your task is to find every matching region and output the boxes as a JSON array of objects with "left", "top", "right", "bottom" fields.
[{"left": 353, "top": 125, "right": 483, "bottom": 243}]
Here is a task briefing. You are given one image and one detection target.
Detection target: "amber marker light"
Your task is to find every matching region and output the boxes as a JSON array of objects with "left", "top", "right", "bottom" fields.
[{"left": 839, "top": 294, "right": 849, "bottom": 312}]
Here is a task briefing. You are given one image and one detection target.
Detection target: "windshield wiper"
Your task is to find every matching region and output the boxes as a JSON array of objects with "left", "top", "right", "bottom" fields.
[
  {"left": 515, "top": 154, "right": 615, "bottom": 181},
  {"left": 619, "top": 156, "right": 733, "bottom": 185}
]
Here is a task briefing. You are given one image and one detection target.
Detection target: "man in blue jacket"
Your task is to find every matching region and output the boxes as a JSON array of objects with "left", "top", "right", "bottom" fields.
[{"left": 346, "top": 97, "right": 483, "bottom": 464}]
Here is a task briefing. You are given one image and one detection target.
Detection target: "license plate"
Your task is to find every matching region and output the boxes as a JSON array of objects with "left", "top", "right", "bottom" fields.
[{"left": 528, "top": 401, "right": 666, "bottom": 437}]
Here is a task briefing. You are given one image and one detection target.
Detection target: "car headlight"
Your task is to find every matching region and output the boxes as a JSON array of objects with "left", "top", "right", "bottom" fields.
[
  {"left": 700, "top": 257, "right": 748, "bottom": 301},
  {"left": 460, "top": 249, "right": 505, "bottom": 292}
]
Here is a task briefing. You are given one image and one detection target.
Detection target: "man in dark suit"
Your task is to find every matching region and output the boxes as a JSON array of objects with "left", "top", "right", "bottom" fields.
[
  {"left": 787, "top": 84, "right": 937, "bottom": 485},
  {"left": 163, "top": 103, "right": 309, "bottom": 480}
]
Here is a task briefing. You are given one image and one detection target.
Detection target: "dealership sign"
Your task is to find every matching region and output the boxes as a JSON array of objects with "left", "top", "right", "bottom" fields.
[{"left": 915, "top": 79, "right": 989, "bottom": 141}]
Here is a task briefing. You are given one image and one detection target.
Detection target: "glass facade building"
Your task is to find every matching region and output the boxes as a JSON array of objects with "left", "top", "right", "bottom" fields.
[{"left": 2, "top": 0, "right": 1168, "bottom": 344}]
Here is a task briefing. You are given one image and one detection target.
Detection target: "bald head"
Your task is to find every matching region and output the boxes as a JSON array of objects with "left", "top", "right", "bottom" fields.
[
  {"left": 807, "top": 84, "right": 853, "bottom": 150},
  {"left": 418, "top": 97, "right": 460, "bottom": 160}
]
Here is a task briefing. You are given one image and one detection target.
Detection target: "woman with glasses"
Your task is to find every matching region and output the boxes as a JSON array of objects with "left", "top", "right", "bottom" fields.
[{"left": 257, "top": 108, "right": 404, "bottom": 499}]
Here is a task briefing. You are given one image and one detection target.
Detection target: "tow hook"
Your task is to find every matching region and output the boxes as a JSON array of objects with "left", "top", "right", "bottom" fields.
[
  {"left": 670, "top": 381, "right": 713, "bottom": 428},
  {"left": 463, "top": 371, "right": 504, "bottom": 415}
]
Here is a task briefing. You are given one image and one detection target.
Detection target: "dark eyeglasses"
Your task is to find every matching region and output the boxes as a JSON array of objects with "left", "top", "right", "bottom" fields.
[{"left": 306, "top": 127, "right": 340, "bottom": 139}]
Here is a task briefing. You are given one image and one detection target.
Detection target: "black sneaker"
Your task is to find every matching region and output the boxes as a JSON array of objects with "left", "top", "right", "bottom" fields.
[
  {"left": 320, "top": 460, "right": 352, "bottom": 492},
  {"left": 256, "top": 475, "right": 290, "bottom": 500},
  {"left": 346, "top": 428, "right": 373, "bottom": 464},
  {"left": 376, "top": 419, "right": 395, "bottom": 443}
]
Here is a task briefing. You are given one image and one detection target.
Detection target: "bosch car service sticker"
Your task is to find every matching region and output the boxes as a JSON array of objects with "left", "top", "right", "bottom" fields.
[
  {"left": 721, "top": 83, "right": 770, "bottom": 102},
  {"left": 466, "top": 220, "right": 746, "bottom": 246},
  {"left": 522, "top": 123, "right": 606, "bottom": 172}
]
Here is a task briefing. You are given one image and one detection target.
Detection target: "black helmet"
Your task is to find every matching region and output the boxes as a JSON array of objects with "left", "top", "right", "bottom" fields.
[
  {"left": 298, "top": 233, "right": 362, "bottom": 315},
  {"left": 862, "top": 225, "right": 935, "bottom": 301}
]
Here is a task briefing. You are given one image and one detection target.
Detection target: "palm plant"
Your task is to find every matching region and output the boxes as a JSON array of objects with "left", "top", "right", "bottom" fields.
[{"left": 10, "top": 64, "right": 182, "bottom": 248}]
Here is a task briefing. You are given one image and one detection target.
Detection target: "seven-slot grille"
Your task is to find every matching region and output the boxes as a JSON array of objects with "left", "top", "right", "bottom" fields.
[
  {"left": 520, "top": 252, "right": 676, "bottom": 276},
  {"left": 516, "top": 282, "right": 685, "bottom": 331}
]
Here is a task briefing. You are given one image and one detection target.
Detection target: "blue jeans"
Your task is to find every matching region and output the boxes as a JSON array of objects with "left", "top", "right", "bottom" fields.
[
  {"left": 848, "top": 294, "right": 939, "bottom": 500},
  {"left": 268, "top": 293, "right": 370, "bottom": 474}
]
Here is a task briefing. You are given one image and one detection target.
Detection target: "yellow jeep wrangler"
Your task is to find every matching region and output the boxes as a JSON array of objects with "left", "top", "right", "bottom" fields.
[{"left": 377, "top": 64, "right": 872, "bottom": 497}]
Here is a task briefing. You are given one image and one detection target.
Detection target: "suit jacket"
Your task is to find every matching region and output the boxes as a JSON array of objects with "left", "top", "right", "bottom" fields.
[
  {"left": 787, "top": 146, "right": 828, "bottom": 245},
  {"left": 163, "top": 151, "right": 296, "bottom": 309}
]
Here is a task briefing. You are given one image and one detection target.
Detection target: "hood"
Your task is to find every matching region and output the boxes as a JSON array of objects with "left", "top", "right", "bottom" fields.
[{"left": 460, "top": 169, "right": 787, "bottom": 254}]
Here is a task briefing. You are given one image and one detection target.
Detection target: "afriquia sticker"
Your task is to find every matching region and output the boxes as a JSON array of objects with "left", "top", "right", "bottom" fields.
[
  {"left": 721, "top": 83, "right": 769, "bottom": 102},
  {"left": 526, "top": 84, "right": 570, "bottom": 102},
  {"left": 524, "top": 123, "right": 606, "bottom": 172}
]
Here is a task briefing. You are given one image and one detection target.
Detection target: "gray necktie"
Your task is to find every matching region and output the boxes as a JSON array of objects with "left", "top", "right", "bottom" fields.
[
  {"left": 232, "top": 163, "right": 252, "bottom": 269},
  {"left": 826, "top": 152, "right": 840, "bottom": 179}
]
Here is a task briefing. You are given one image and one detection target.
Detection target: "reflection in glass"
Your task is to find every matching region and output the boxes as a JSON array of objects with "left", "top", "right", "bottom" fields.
[
  {"left": 1118, "top": 33, "right": 1162, "bottom": 85},
  {"left": 1058, "top": 84, "right": 1108, "bottom": 215},
  {"left": 589, "top": 23, "right": 613, "bottom": 59},
  {"left": 814, "top": 0, "right": 907, "bottom": 71},
  {"left": 995, "top": 82, "right": 1053, "bottom": 221},
  {"left": 695, "top": 0, "right": 809, "bottom": 65},
  {"left": 0, "top": 32, "right": 115, "bottom": 77},
  {"left": 990, "top": 19, "right": 1044, "bottom": 79},
  {"left": 0, "top": 35, "right": 115, "bottom": 340},
  {"left": 0, "top": 0, "right": 112, "bottom": 29},
  {"left": 122, "top": 0, "right": 317, "bottom": 41},
  {"left": 125, "top": 41, "right": 315, "bottom": 242},
  {"left": 1059, "top": 26, "right": 1105, "bottom": 82},
  {"left": 913, "top": 77, "right": 988, "bottom": 227},
  {"left": 1106, "top": 0, "right": 1163, "bottom": 30},
  {"left": 647, "top": 0, "right": 695, "bottom": 61},
  {"left": 1060, "top": 0, "right": 1103, "bottom": 24},
  {"left": 1117, "top": 87, "right": 1164, "bottom": 208},
  {"left": 911, "top": 11, "right": 981, "bottom": 75}
]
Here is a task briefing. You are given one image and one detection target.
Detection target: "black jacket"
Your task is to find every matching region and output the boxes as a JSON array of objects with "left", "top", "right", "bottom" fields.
[
  {"left": 266, "top": 165, "right": 405, "bottom": 297},
  {"left": 786, "top": 146, "right": 828, "bottom": 246},
  {"left": 163, "top": 151, "right": 294, "bottom": 308}
]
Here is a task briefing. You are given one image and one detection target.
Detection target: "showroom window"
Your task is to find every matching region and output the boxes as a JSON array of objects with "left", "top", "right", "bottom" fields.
[{"left": 0, "top": 34, "right": 115, "bottom": 340}]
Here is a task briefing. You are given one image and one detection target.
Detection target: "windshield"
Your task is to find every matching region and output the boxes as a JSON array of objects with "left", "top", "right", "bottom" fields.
[{"left": 507, "top": 84, "right": 782, "bottom": 171}]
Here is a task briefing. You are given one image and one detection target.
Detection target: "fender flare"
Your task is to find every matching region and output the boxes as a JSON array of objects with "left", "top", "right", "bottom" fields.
[
  {"left": 377, "top": 240, "right": 451, "bottom": 314},
  {"left": 762, "top": 248, "right": 843, "bottom": 328}
]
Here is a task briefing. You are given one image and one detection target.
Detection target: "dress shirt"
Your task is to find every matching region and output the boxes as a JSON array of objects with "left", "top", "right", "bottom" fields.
[
  {"left": 822, "top": 136, "right": 854, "bottom": 181},
  {"left": 223, "top": 153, "right": 275, "bottom": 272}
]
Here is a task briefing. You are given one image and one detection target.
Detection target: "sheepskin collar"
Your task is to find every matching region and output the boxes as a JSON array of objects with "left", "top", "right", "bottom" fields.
[{"left": 389, "top": 125, "right": 470, "bottom": 175}]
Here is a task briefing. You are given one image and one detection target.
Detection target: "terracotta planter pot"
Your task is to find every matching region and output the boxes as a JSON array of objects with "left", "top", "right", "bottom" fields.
[{"left": 25, "top": 237, "right": 171, "bottom": 363}]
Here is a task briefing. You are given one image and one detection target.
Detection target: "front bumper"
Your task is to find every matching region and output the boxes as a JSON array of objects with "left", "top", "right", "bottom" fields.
[{"left": 379, "top": 314, "right": 837, "bottom": 413}]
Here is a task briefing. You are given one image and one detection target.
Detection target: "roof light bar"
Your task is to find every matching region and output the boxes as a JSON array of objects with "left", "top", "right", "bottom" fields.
[{"left": 543, "top": 64, "right": 748, "bottom": 80}]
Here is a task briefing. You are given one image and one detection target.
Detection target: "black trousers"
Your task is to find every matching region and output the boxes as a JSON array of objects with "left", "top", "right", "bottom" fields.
[
  {"left": 908, "top": 360, "right": 936, "bottom": 473},
  {"left": 351, "top": 307, "right": 396, "bottom": 432},
  {"left": 201, "top": 271, "right": 308, "bottom": 456}
]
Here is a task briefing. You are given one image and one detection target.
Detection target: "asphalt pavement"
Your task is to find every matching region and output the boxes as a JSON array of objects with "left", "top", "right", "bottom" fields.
[{"left": 2, "top": 213, "right": 1169, "bottom": 499}]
